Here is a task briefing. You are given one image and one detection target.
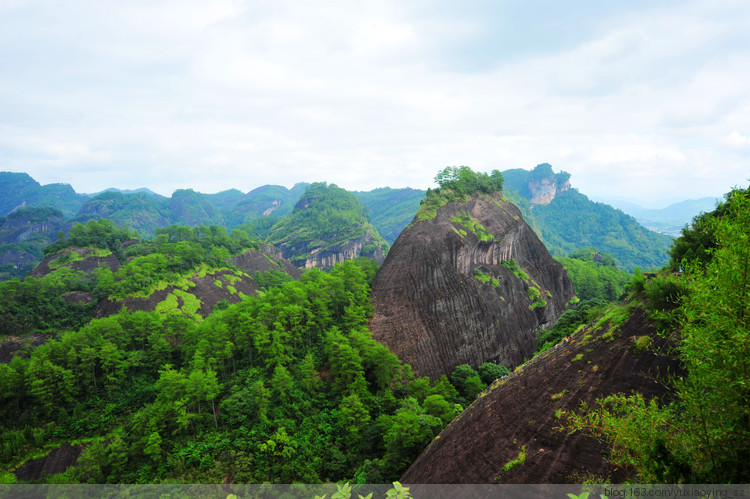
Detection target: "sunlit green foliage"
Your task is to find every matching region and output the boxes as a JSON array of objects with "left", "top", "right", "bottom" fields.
[
  {"left": 0, "top": 259, "right": 460, "bottom": 484},
  {"left": 267, "top": 183, "right": 389, "bottom": 264},
  {"left": 556, "top": 248, "right": 631, "bottom": 301}
]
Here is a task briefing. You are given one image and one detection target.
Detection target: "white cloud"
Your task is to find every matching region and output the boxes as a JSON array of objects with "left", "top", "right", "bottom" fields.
[
  {"left": 0, "top": 0, "right": 749, "bottom": 205},
  {"left": 721, "top": 131, "right": 750, "bottom": 148}
]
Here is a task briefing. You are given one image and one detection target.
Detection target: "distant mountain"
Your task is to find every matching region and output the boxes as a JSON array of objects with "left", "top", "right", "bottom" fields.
[
  {"left": 226, "top": 183, "right": 310, "bottom": 229},
  {"left": 502, "top": 164, "right": 674, "bottom": 271},
  {"left": 593, "top": 197, "right": 720, "bottom": 236},
  {"left": 267, "top": 182, "right": 389, "bottom": 268},
  {"left": 353, "top": 187, "right": 425, "bottom": 244},
  {"left": 0, "top": 171, "right": 87, "bottom": 218},
  {"left": 74, "top": 191, "right": 173, "bottom": 236},
  {"left": 84, "top": 187, "right": 164, "bottom": 198},
  {"left": 0, "top": 207, "right": 66, "bottom": 280},
  {"left": 203, "top": 189, "right": 245, "bottom": 212},
  {"left": 169, "top": 188, "right": 226, "bottom": 227}
]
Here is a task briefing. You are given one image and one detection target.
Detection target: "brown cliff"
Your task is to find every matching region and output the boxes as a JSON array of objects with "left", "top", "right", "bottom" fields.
[
  {"left": 400, "top": 306, "right": 680, "bottom": 483},
  {"left": 369, "top": 192, "right": 575, "bottom": 380}
]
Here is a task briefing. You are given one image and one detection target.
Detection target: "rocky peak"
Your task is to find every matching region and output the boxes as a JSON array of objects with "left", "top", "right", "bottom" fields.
[
  {"left": 369, "top": 191, "right": 576, "bottom": 380},
  {"left": 528, "top": 163, "right": 571, "bottom": 206}
]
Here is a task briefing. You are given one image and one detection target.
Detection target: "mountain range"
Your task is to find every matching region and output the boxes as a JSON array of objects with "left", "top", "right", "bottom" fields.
[
  {"left": 0, "top": 166, "right": 746, "bottom": 486},
  {"left": 0, "top": 167, "right": 694, "bottom": 282}
]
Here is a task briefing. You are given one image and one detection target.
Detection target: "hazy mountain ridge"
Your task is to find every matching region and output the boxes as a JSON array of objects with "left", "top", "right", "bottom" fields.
[
  {"left": 0, "top": 169, "right": 716, "bottom": 281},
  {"left": 595, "top": 197, "right": 720, "bottom": 236}
]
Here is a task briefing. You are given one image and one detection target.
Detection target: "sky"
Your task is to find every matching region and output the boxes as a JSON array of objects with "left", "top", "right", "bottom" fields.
[{"left": 1, "top": 0, "right": 748, "bottom": 208}]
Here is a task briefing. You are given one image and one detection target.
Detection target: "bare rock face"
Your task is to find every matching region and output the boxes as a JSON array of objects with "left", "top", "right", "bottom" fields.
[
  {"left": 400, "top": 307, "right": 681, "bottom": 483},
  {"left": 232, "top": 243, "right": 303, "bottom": 278},
  {"left": 300, "top": 235, "right": 386, "bottom": 269},
  {"left": 369, "top": 192, "right": 575, "bottom": 380},
  {"left": 13, "top": 443, "right": 84, "bottom": 481}
]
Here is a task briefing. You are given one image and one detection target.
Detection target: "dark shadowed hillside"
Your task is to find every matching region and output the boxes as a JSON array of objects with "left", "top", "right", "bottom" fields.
[{"left": 401, "top": 306, "right": 680, "bottom": 483}]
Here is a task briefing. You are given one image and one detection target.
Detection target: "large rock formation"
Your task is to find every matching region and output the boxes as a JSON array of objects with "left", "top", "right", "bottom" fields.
[
  {"left": 369, "top": 191, "right": 575, "bottom": 380},
  {"left": 400, "top": 307, "right": 681, "bottom": 483},
  {"left": 268, "top": 183, "right": 389, "bottom": 269}
]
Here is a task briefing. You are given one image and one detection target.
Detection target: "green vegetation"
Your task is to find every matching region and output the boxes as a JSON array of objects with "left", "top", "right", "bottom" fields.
[
  {"left": 450, "top": 211, "right": 493, "bottom": 241},
  {"left": 501, "top": 165, "right": 673, "bottom": 272},
  {"left": 0, "top": 256, "right": 463, "bottom": 484},
  {"left": 502, "top": 445, "right": 527, "bottom": 472},
  {"left": 551, "top": 390, "right": 569, "bottom": 401},
  {"left": 449, "top": 364, "right": 485, "bottom": 405},
  {"left": 500, "top": 259, "right": 529, "bottom": 281},
  {"left": 566, "top": 186, "right": 750, "bottom": 483},
  {"left": 46, "top": 218, "right": 135, "bottom": 261},
  {"left": 473, "top": 269, "right": 499, "bottom": 288},
  {"left": 556, "top": 248, "right": 631, "bottom": 301},
  {"left": 477, "top": 362, "right": 510, "bottom": 384},
  {"left": 267, "top": 183, "right": 389, "bottom": 265},
  {"left": 416, "top": 166, "right": 504, "bottom": 221},
  {"left": 537, "top": 299, "right": 610, "bottom": 352}
]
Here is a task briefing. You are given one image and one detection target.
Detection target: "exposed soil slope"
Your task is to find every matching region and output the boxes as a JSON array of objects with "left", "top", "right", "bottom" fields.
[
  {"left": 401, "top": 307, "right": 680, "bottom": 483},
  {"left": 370, "top": 192, "right": 575, "bottom": 380}
]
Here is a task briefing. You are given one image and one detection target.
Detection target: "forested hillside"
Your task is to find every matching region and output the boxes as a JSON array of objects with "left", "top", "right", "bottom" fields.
[
  {"left": 267, "top": 183, "right": 389, "bottom": 268},
  {"left": 0, "top": 253, "right": 467, "bottom": 484},
  {"left": 502, "top": 164, "right": 674, "bottom": 271},
  {"left": 353, "top": 187, "right": 425, "bottom": 244}
]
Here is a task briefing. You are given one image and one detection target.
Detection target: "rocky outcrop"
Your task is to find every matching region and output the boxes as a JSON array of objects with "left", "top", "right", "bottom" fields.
[
  {"left": 30, "top": 247, "right": 123, "bottom": 278},
  {"left": 400, "top": 307, "right": 681, "bottom": 483},
  {"left": 94, "top": 269, "right": 259, "bottom": 318},
  {"left": 528, "top": 165, "right": 571, "bottom": 206},
  {"left": 369, "top": 192, "right": 575, "bottom": 380},
  {"left": 299, "top": 235, "right": 386, "bottom": 269},
  {"left": 95, "top": 246, "right": 302, "bottom": 319},
  {"left": 13, "top": 443, "right": 84, "bottom": 481},
  {"left": 232, "top": 243, "right": 303, "bottom": 278}
]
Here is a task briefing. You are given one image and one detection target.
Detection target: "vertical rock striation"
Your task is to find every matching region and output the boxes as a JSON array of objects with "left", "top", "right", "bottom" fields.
[{"left": 369, "top": 192, "right": 575, "bottom": 380}]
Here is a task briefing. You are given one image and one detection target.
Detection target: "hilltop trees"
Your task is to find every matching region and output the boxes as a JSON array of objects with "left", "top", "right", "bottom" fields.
[{"left": 433, "top": 166, "right": 504, "bottom": 196}]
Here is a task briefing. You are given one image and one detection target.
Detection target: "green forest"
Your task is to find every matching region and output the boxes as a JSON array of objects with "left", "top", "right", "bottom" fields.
[{"left": 0, "top": 216, "right": 488, "bottom": 484}]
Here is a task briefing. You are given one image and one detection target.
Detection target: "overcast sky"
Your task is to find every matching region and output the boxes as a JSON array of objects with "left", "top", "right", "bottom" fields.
[{"left": 1, "top": 0, "right": 748, "bottom": 207}]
